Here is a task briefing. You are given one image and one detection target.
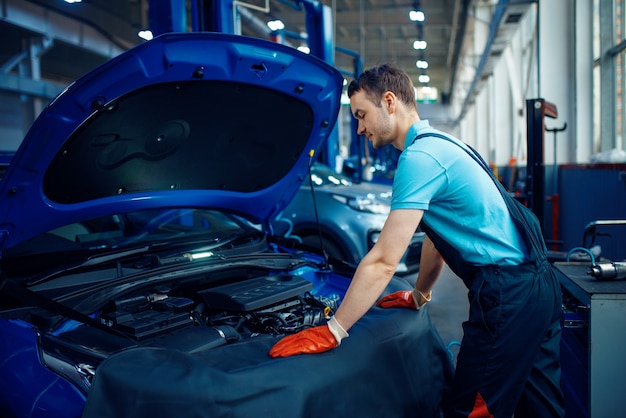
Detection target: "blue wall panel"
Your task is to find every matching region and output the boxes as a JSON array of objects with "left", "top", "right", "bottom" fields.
[{"left": 559, "top": 164, "right": 626, "bottom": 261}]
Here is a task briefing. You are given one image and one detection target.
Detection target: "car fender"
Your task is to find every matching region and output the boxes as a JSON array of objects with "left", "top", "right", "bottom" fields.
[{"left": 0, "top": 319, "right": 86, "bottom": 418}]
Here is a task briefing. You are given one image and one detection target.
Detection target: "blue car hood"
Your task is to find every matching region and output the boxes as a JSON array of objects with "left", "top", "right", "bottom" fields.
[{"left": 0, "top": 32, "right": 343, "bottom": 251}]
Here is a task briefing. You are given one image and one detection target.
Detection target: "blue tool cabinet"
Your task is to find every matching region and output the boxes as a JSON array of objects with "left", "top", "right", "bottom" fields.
[{"left": 556, "top": 262, "right": 626, "bottom": 418}]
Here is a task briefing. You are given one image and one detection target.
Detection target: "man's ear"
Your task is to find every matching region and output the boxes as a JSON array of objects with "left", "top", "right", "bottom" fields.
[{"left": 383, "top": 91, "right": 395, "bottom": 112}]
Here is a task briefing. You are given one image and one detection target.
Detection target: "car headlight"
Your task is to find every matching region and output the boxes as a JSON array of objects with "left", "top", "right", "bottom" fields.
[
  {"left": 369, "top": 231, "right": 381, "bottom": 247},
  {"left": 331, "top": 194, "right": 390, "bottom": 214}
]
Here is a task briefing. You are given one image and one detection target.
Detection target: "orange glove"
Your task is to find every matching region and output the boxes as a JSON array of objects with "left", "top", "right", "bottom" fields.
[
  {"left": 376, "top": 289, "right": 431, "bottom": 310},
  {"left": 269, "top": 317, "right": 348, "bottom": 358}
]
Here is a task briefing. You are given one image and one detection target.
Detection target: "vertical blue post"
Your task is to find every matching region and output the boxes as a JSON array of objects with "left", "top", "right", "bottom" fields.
[
  {"left": 148, "top": 0, "right": 187, "bottom": 36},
  {"left": 303, "top": 1, "right": 339, "bottom": 169},
  {"left": 189, "top": 0, "right": 237, "bottom": 34},
  {"left": 303, "top": 1, "right": 334, "bottom": 65},
  {"left": 336, "top": 46, "right": 363, "bottom": 181}
]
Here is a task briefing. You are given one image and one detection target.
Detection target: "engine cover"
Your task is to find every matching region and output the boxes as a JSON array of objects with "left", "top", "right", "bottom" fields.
[{"left": 198, "top": 274, "right": 313, "bottom": 311}]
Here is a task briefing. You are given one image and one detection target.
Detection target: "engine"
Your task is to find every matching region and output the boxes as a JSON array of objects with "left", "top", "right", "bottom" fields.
[
  {"left": 99, "top": 274, "right": 339, "bottom": 345},
  {"left": 34, "top": 273, "right": 341, "bottom": 395}
]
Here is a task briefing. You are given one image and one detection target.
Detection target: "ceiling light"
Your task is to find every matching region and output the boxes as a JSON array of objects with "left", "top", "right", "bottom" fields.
[
  {"left": 341, "top": 91, "right": 350, "bottom": 105},
  {"left": 138, "top": 30, "right": 153, "bottom": 41},
  {"left": 267, "top": 19, "right": 285, "bottom": 31},
  {"left": 416, "top": 60, "right": 428, "bottom": 69},
  {"left": 413, "top": 40, "right": 427, "bottom": 50},
  {"left": 297, "top": 45, "right": 310, "bottom": 54},
  {"left": 418, "top": 74, "right": 430, "bottom": 83},
  {"left": 64, "top": 0, "right": 82, "bottom": 3},
  {"left": 416, "top": 86, "right": 438, "bottom": 103},
  {"left": 409, "top": 10, "right": 425, "bottom": 22}
]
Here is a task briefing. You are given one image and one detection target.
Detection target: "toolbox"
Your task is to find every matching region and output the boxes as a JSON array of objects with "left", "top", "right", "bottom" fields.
[{"left": 556, "top": 262, "right": 626, "bottom": 418}]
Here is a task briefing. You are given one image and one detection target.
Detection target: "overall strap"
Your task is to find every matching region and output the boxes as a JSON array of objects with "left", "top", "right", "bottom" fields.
[{"left": 412, "top": 132, "right": 546, "bottom": 261}]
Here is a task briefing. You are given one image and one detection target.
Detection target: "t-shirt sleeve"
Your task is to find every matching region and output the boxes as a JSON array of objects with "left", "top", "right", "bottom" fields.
[{"left": 391, "top": 149, "right": 447, "bottom": 211}]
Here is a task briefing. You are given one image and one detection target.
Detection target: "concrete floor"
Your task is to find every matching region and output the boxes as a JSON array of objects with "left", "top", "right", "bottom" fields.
[{"left": 400, "top": 265, "right": 469, "bottom": 362}]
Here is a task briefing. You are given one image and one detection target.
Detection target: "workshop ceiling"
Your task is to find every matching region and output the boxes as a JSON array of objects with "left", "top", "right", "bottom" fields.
[
  {"left": 244, "top": 0, "right": 463, "bottom": 102},
  {"left": 3, "top": 0, "right": 463, "bottom": 103}
]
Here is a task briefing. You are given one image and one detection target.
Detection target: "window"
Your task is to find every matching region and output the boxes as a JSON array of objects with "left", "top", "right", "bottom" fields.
[{"left": 594, "top": 0, "right": 626, "bottom": 152}]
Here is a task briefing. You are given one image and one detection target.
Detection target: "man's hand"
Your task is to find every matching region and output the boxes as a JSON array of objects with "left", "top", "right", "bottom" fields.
[
  {"left": 376, "top": 289, "right": 431, "bottom": 310},
  {"left": 269, "top": 317, "right": 348, "bottom": 358},
  {"left": 269, "top": 325, "right": 337, "bottom": 358}
]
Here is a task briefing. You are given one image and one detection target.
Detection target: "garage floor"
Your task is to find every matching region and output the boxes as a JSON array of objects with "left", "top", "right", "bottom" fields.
[{"left": 401, "top": 265, "right": 468, "bottom": 362}]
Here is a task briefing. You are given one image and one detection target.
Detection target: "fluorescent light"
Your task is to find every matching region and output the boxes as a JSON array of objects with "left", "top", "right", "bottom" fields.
[
  {"left": 413, "top": 40, "right": 427, "bottom": 50},
  {"left": 138, "top": 30, "right": 153, "bottom": 40},
  {"left": 341, "top": 91, "right": 350, "bottom": 105},
  {"left": 418, "top": 74, "right": 430, "bottom": 83},
  {"left": 416, "top": 86, "right": 438, "bottom": 103},
  {"left": 409, "top": 10, "right": 425, "bottom": 22},
  {"left": 187, "top": 251, "right": 214, "bottom": 260},
  {"left": 64, "top": 0, "right": 82, "bottom": 3},
  {"left": 416, "top": 60, "right": 428, "bottom": 69},
  {"left": 267, "top": 19, "right": 285, "bottom": 31}
]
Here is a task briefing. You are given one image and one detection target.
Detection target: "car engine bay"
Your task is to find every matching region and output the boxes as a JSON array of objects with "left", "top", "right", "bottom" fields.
[
  {"left": 14, "top": 266, "right": 344, "bottom": 393},
  {"left": 99, "top": 273, "right": 339, "bottom": 343}
]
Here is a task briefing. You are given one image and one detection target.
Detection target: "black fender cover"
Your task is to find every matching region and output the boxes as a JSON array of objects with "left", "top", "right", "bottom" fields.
[{"left": 83, "top": 285, "right": 453, "bottom": 418}]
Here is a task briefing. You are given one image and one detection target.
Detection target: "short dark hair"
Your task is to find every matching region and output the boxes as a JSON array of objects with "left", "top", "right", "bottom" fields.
[{"left": 347, "top": 63, "right": 416, "bottom": 110}]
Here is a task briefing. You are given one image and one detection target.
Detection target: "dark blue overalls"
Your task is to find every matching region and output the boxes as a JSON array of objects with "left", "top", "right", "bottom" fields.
[{"left": 415, "top": 133, "right": 565, "bottom": 418}]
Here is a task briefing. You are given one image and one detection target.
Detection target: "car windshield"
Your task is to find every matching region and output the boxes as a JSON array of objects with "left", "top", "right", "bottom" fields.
[
  {"left": 3, "top": 208, "right": 262, "bottom": 263},
  {"left": 310, "top": 163, "right": 353, "bottom": 187}
]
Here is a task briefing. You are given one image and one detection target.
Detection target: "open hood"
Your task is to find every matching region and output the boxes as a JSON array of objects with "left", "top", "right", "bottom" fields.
[{"left": 0, "top": 32, "right": 343, "bottom": 251}]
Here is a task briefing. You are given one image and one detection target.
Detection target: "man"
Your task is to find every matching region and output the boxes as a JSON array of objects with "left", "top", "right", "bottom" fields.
[{"left": 269, "top": 64, "right": 565, "bottom": 418}]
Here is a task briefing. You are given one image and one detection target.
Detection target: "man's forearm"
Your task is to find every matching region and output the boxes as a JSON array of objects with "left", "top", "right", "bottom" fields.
[
  {"left": 414, "top": 236, "right": 445, "bottom": 294},
  {"left": 333, "top": 256, "right": 396, "bottom": 331},
  {"left": 333, "top": 209, "right": 425, "bottom": 331}
]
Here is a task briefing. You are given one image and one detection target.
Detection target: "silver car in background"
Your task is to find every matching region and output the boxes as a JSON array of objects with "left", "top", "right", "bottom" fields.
[{"left": 273, "top": 162, "right": 424, "bottom": 273}]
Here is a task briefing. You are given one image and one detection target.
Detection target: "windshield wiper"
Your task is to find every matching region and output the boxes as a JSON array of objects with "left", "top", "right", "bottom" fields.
[
  {"left": 26, "top": 232, "right": 262, "bottom": 286},
  {"left": 26, "top": 246, "right": 153, "bottom": 286}
]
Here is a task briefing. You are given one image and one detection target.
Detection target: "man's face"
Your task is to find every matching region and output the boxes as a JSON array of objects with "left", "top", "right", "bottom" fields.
[{"left": 349, "top": 90, "right": 393, "bottom": 149}]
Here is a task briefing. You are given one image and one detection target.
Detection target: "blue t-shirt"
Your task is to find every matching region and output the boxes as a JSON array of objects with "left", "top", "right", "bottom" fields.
[{"left": 391, "top": 121, "right": 527, "bottom": 266}]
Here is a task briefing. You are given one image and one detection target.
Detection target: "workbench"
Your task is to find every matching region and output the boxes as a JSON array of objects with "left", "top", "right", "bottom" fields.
[{"left": 555, "top": 262, "right": 626, "bottom": 418}]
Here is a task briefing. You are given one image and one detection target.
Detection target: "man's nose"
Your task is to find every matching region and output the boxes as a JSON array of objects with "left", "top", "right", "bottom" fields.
[{"left": 357, "top": 121, "right": 365, "bottom": 135}]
